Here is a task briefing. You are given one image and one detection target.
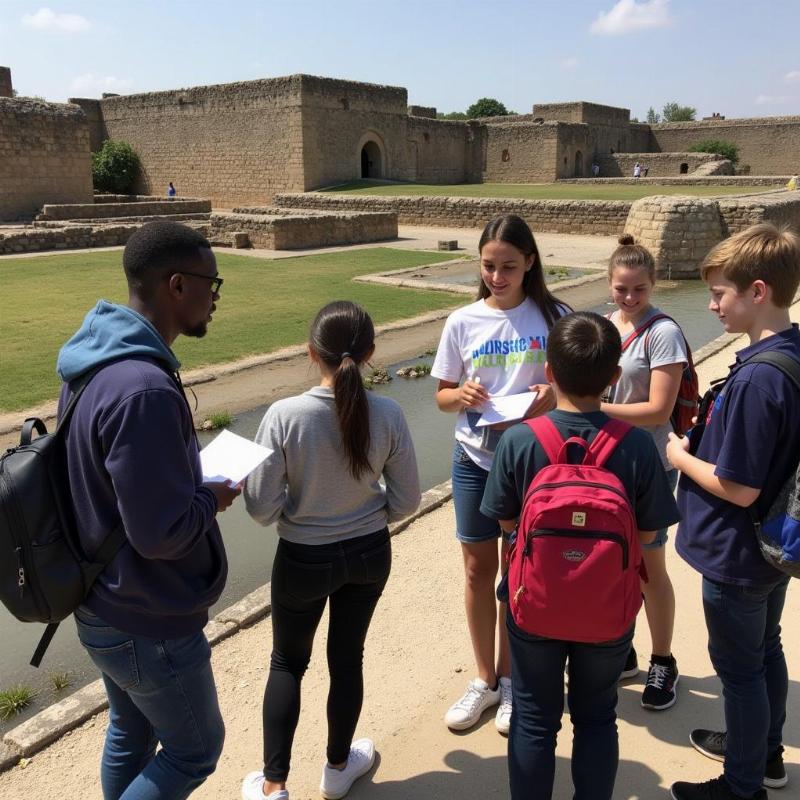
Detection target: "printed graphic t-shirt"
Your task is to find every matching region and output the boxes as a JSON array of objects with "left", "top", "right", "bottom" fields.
[
  {"left": 607, "top": 307, "right": 688, "bottom": 470},
  {"left": 431, "top": 298, "right": 552, "bottom": 471}
]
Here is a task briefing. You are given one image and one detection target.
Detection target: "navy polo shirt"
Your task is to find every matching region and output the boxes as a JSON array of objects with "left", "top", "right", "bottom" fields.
[{"left": 676, "top": 324, "right": 800, "bottom": 586}]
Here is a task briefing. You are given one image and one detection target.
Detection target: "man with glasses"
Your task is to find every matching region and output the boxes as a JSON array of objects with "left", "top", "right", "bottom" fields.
[{"left": 56, "top": 220, "right": 240, "bottom": 799}]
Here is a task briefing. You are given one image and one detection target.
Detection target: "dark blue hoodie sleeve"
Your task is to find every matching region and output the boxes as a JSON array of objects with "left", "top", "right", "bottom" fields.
[{"left": 99, "top": 387, "right": 218, "bottom": 560}]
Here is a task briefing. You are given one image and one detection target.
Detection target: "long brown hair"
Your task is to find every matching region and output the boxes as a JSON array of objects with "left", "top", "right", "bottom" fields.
[
  {"left": 309, "top": 301, "right": 375, "bottom": 479},
  {"left": 477, "top": 214, "right": 568, "bottom": 328}
]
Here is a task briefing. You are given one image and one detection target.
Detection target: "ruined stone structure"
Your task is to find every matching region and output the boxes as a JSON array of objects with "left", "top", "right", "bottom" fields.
[
  {"left": 2, "top": 64, "right": 800, "bottom": 221},
  {"left": 0, "top": 67, "right": 12, "bottom": 99},
  {"left": 0, "top": 96, "right": 93, "bottom": 220}
]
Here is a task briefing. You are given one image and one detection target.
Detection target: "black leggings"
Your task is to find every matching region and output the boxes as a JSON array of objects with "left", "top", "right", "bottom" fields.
[{"left": 262, "top": 528, "right": 392, "bottom": 782}]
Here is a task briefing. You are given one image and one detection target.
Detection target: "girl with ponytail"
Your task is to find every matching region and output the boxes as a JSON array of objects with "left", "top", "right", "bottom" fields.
[{"left": 243, "top": 301, "right": 420, "bottom": 800}]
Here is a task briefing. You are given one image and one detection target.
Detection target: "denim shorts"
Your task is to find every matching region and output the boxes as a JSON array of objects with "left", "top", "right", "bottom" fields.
[
  {"left": 452, "top": 442, "right": 501, "bottom": 543},
  {"left": 641, "top": 469, "right": 679, "bottom": 550}
]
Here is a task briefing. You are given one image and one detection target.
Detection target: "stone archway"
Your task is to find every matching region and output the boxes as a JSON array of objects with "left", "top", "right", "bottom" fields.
[
  {"left": 574, "top": 150, "right": 584, "bottom": 177},
  {"left": 360, "top": 140, "right": 383, "bottom": 179}
]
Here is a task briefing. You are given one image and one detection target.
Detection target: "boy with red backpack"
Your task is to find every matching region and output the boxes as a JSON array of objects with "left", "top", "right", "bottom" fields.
[{"left": 481, "top": 311, "right": 680, "bottom": 800}]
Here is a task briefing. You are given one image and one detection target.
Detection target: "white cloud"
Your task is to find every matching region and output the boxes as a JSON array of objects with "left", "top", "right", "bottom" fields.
[
  {"left": 755, "top": 93, "right": 793, "bottom": 106},
  {"left": 22, "top": 8, "right": 90, "bottom": 33},
  {"left": 785, "top": 70, "right": 800, "bottom": 83},
  {"left": 69, "top": 74, "right": 133, "bottom": 95},
  {"left": 590, "top": 0, "right": 672, "bottom": 35},
  {"left": 560, "top": 57, "right": 580, "bottom": 69}
]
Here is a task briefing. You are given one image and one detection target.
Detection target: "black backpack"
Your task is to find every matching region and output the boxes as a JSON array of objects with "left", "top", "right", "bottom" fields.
[
  {"left": 693, "top": 350, "right": 800, "bottom": 578},
  {"left": 0, "top": 371, "right": 127, "bottom": 666}
]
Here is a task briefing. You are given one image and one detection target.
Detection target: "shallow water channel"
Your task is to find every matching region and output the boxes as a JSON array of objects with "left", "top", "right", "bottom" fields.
[{"left": 0, "top": 277, "right": 723, "bottom": 727}]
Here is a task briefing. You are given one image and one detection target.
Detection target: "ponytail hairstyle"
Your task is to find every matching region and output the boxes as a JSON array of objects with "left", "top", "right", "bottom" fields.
[
  {"left": 309, "top": 301, "right": 375, "bottom": 480},
  {"left": 608, "top": 234, "right": 656, "bottom": 283},
  {"left": 477, "top": 214, "right": 568, "bottom": 329}
]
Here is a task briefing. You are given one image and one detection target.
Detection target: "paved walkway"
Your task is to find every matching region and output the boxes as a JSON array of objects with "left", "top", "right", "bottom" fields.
[{"left": 1, "top": 304, "right": 797, "bottom": 799}]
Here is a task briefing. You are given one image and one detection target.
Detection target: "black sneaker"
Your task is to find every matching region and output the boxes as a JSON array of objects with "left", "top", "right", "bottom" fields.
[
  {"left": 690, "top": 729, "right": 726, "bottom": 762},
  {"left": 641, "top": 654, "right": 679, "bottom": 710},
  {"left": 690, "top": 730, "right": 788, "bottom": 789},
  {"left": 670, "top": 775, "right": 766, "bottom": 800},
  {"left": 619, "top": 646, "right": 639, "bottom": 681}
]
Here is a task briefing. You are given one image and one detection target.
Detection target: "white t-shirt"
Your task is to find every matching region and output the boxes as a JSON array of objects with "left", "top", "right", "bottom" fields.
[
  {"left": 607, "top": 307, "right": 688, "bottom": 470},
  {"left": 432, "top": 297, "right": 554, "bottom": 471}
]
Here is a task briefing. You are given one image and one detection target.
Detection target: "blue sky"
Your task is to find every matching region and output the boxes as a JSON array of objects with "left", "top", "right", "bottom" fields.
[{"left": 1, "top": 0, "right": 798, "bottom": 120}]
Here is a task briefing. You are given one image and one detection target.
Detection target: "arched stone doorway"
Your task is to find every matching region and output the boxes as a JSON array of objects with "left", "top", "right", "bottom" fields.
[
  {"left": 574, "top": 150, "right": 584, "bottom": 177},
  {"left": 360, "top": 140, "right": 383, "bottom": 179}
]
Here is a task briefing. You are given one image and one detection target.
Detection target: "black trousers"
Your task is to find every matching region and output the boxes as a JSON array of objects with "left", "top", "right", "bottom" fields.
[{"left": 262, "top": 528, "right": 392, "bottom": 781}]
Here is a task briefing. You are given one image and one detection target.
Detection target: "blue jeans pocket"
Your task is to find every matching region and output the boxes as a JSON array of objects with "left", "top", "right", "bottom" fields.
[{"left": 82, "top": 640, "right": 140, "bottom": 690}]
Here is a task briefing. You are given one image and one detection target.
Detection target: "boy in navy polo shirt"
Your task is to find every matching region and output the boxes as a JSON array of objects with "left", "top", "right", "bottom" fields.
[{"left": 667, "top": 223, "right": 800, "bottom": 800}]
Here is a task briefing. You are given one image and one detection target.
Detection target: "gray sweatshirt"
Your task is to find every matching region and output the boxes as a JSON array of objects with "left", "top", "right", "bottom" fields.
[{"left": 244, "top": 386, "right": 421, "bottom": 544}]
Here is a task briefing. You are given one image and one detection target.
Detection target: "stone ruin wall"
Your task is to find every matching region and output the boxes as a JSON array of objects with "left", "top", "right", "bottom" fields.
[
  {"left": 0, "top": 98, "right": 93, "bottom": 221},
  {"left": 0, "top": 67, "right": 12, "bottom": 98},
  {"left": 482, "top": 123, "right": 561, "bottom": 182},
  {"left": 596, "top": 152, "right": 722, "bottom": 178},
  {"left": 97, "top": 77, "right": 306, "bottom": 206},
  {"left": 648, "top": 117, "right": 800, "bottom": 176},
  {"left": 275, "top": 192, "right": 631, "bottom": 235}
]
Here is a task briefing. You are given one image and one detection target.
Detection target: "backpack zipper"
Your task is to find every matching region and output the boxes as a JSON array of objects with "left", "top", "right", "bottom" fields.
[
  {"left": 524, "top": 527, "right": 629, "bottom": 570},
  {"left": 526, "top": 480, "right": 630, "bottom": 505},
  {"left": 0, "top": 462, "right": 47, "bottom": 618}
]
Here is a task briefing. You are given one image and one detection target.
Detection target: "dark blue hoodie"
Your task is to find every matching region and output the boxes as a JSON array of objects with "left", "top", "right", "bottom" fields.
[{"left": 57, "top": 300, "right": 226, "bottom": 637}]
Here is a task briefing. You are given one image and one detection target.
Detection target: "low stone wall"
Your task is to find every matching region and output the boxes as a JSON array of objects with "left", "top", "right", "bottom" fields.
[
  {"left": 558, "top": 176, "right": 788, "bottom": 186},
  {"left": 274, "top": 193, "right": 630, "bottom": 235},
  {"left": 37, "top": 199, "right": 212, "bottom": 221},
  {"left": 623, "top": 192, "right": 800, "bottom": 277},
  {"left": 209, "top": 209, "right": 397, "bottom": 249},
  {"left": 0, "top": 221, "right": 210, "bottom": 255},
  {"left": 717, "top": 192, "right": 800, "bottom": 235},
  {"left": 595, "top": 152, "right": 722, "bottom": 178}
]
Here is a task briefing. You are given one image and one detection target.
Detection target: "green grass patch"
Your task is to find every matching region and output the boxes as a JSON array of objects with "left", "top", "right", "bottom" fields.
[
  {"left": 0, "top": 686, "right": 37, "bottom": 720},
  {"left": 324, "top": 180, "right": 775, "bottom": 202},
  {"left": 0, "top": 248, "right": 462, "bottom": 411}
]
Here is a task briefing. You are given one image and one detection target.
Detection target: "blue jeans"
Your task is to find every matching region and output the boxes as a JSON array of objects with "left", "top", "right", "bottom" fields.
[
  {"left": 507, "top": 615, "right": 633, "bottom": 800},
  {"left": 75, "top": 607, "right": 225, "bottom": 800},
  {"left": 451, "top": 442, "right": 500, "bottom": 542},
  {"left": 702, "top": 575, "right": 790, "bottom": 798}
]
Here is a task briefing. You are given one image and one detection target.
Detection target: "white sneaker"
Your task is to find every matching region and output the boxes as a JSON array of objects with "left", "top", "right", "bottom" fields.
[
  {"left": 494, "top": 676, "right": 513, "bottom": 734},
  {"left": 444, "top": 678, "right": 501, "bottom": 731},
  {"left": 241, "top": 771, "right": 289, "bottom": 800},
  {"left": 319, "top": 738, "right": 376, "bottom": 800}
]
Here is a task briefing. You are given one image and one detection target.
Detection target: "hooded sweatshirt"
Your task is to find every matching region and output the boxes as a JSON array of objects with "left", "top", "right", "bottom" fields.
[{"left": 57, "top": 301, "right": 226, "bottom": 637}]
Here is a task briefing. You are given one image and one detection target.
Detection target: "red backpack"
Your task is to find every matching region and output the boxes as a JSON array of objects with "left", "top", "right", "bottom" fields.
[
  {"left": 620, "top": 312, "right": 699, "bottom": 435},
  {"left": 507, "top": 416, "right": 646, "bottom": 643}
]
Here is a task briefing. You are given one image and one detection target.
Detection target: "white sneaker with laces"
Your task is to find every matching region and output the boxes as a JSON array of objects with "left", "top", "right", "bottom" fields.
[
  {"left": 319, "top": 738, "right": 376, "bottom": 800},
  {"left": 241, "top": 771, "right": 289, "bottom": 800},
  {"left": 444, "top": 678, "right": 501, "bottom": 731},
  {"left": 495, "top": 676, "right": 513, "bottom": 734}
]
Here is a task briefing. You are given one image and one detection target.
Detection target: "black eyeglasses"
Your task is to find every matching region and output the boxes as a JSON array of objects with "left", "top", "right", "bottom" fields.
[{"left": 179, "top": 271, "right": 224, "bottom": 294}]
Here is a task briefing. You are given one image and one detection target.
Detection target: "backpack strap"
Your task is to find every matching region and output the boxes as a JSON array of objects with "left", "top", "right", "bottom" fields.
[
  {"left": 747, "top": 351, "right": 800, "bottom": 392},
  {"left": 587, "top": 419, "right": 633, "bottom": 469},
  {"left": 526, "top": 416, "right": 564, "bottom": 465},
  {"left": 620, "top": 313, "right": 672, "bottom": 353}
]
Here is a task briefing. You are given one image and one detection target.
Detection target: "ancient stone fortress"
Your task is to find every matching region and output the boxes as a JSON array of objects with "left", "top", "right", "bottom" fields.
[{"left": 2, "top": 66, "right": 799, "bottom": 275}]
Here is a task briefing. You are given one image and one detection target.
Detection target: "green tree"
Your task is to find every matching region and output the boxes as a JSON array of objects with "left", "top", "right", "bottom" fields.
[
  {"left": 646, "top": 106, "right": 661, "bottom": 124},
  {"left": 661, "top": 102, "right": 696, "bottom": 122},
  {"left": 466, "top": 98, "right": 509, "bottom": 118},
  {"left": 437, "top": 111, "right": 468, "bottom": 120},
  {"left": 687, "top": 140, "right": 739, "bottom": 164},
  {"left": 92, "top": 139, "right": 140, "bottom": 193}
]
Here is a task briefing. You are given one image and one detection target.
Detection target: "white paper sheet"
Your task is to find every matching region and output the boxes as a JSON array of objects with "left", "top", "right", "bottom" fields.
[
  {"left": 475, "top": 391, "right": 538, "bottom": 427},
  {"left": 200, "top": 429, "right": 272, "bottom": 485}
]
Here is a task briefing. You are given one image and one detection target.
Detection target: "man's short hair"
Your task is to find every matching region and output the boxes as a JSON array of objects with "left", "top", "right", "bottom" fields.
[
  {"left": 547, "top": 312, "right": 622, "bottom": 397},
  {"left": 700, "top": 223, "right": 800, "bottom": 308},
  {"left": 123, "top": 221, "right": 211, "bottom": 291}
]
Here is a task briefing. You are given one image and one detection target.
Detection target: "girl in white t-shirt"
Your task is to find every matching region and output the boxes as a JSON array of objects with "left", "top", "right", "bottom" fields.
[
  {"left": 601, "top": 234, "right": 688, "bottom": 712},
  {"left": 432, "top": 214, "right": 567, "bottom": 734}
]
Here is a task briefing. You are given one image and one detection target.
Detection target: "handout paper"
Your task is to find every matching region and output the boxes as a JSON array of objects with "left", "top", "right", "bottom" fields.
[
  {"left": 200, "top": 429, "right": 272, "bottom": 485},
  {"left": 475, "top": 391, "right": 538, "bottom": 427}
]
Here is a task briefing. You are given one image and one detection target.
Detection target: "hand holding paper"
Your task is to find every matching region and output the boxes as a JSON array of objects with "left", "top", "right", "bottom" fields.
[
  {"left": 475, "top": 391, "right": 538, "bottom": 427},
  {"left": 200, "top": 429, "right": 273, "bottom": 485}
]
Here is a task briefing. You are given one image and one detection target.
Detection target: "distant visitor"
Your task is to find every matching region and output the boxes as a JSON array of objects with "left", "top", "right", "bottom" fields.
[{"left": 167, "top": 181, "right": 176, "bottom": 198}]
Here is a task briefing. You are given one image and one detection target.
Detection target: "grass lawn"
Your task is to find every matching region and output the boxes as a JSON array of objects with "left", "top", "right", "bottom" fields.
[
  {"left": 324, "top": 180, "right": 775, "bottom": 202},
  {"left": 0, "top": 248, "right": 464, "bottom": 412}
]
